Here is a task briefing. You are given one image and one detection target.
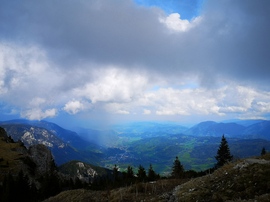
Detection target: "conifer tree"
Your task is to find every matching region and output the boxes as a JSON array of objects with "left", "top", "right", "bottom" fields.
[
  {"left": 127, "top": 165, "right": 134, "bottom": 178},
  {"left": 121, "top": 165, "right": 134, "bottom": 185},
  {"left": 147, "top": 164, "right": 157, "bottom": 181},
  {"left": 113, "top": 164, "right": 118, "bottom": 182},
  {"left": 137, "top": 164, "right": 146, "bottom": 181},
  {"left": 261, "top": 147, "right": 266, "bottom": 156},
  {"left": 215, "top": 135, "right": 233, "bottom": 168},
  {"left": 171, "top": 156, "right": 184, "bottom": 178}
]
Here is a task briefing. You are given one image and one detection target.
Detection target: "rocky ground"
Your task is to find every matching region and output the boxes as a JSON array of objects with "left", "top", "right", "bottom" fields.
[
  {"left": 173, "top": 157, "right": 270, "bottom": 201},
  {"left": 43, "top": 179, "right": 187, "bottom": 202}
]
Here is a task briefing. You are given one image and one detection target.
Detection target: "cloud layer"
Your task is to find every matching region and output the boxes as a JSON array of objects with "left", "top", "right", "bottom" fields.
[{"left": 0, "top": 0, "right": 270, "bottom": 123}]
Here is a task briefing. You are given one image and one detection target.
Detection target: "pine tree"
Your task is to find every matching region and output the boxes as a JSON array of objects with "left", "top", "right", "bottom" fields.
[
  {"left": 122, "top": 165, "right": 134, "bottom": 185},
  {"left": 261, "top": 147, "right": 266, "bottom": 156},
  {"left": 215, "top": 135, "right": 233, "bottom": 168},
  {"left": 147, "top": 164, "right": 157, "bottom": 181},
  {"left": 137, "top": 164, "right": 146, "bottom": 181},
  {"left": 113, "top": 164, "right": 118, "bottom": 182},
  {"left": 171, "top": 156, "right": 184, "bottom": 178},
  {"left": 127, "top": 165, "right": 134, "bottom": 178}
]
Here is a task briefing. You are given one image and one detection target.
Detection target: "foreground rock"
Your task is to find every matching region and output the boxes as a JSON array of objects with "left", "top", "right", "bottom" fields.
[{"left": 173, "top": 156, "right": 270, "bottom": 201}]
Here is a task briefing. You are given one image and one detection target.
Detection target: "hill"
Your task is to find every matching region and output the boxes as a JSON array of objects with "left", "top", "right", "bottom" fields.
[
  {"left": 0, "top": 126, "right": 62, "bottom": 201},
  {"left": 43, "top": 154, "right": 270, "bottom": 202},
  {"left": 0, "top": 127, "right": 56, "bottom": 181},
  {"left": 0, "top": 121, "right": 105, "bottom": 166},
  {"left": 173, "top": 154, "right": 270, "bottom": 201},
  {"left": 0, "top": 126, "right": 116, "bottom": 201},
  {"left": 0, "top": 123, "right": 84, "bottom": 165},
  {"left": 183, "top": 120, "right": 270, "bottom": 140},
  {"left": 184, "top": 121, "right": 246, "bottom": 137},
  {"left": 59, "top": 160, "right": 112, "bottom": 183},
  {"left": 243, "top": 120, "right": 270, "bottom": 140},
  {"left": 0, "top": 119, "right": 103, "bottom": 149}
]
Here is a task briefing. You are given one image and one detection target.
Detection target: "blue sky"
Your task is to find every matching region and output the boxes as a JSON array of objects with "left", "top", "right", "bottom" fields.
[
  {"left": 0, "top": 0, "right": 270, "bottom": 129},
  {"left": 134, "top": 0, "right": 204, "bottom": 19}
]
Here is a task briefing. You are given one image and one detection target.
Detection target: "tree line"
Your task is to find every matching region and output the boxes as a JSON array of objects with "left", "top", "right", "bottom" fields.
[{"left": 0, "top": 168, "right": 91, "bottom": 201}]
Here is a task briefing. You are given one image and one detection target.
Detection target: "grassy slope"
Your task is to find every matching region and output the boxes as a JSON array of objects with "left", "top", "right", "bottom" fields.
[
  {"left": 44, "top": 154, "right": 270, "bottom": 202},
  {"left": 174, "top": 153, "right": 270, "bottom": 201},
  {"left": 0, "top": 137, "right": 27, "bottom": 181}
]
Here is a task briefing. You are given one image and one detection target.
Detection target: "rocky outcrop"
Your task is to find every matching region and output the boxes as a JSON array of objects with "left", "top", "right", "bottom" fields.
[
  {"left": 0, "top": 123, "right": 86, "bottom": 165},
  {"left": 0, "top": 126, "right": 57, "bottom": 181},
  {"left": 58, "top": 160, "right": 110, "bottom": 183},
  {"left": 0, "top": 127, "right": 7, "bottom": 138},
  {"left": 29, "top": 144, "right": 56, "bottom": 175},
  {"left": 172, "top": 156, "right": 270, "bottom": 201},
  {"left": 2, "top": 125, "right": 64, "bottom": 148}
]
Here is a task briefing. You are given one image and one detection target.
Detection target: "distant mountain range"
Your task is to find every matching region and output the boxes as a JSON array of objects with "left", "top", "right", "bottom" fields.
[
  {"left": 184, "top": 120, "right": 270, "bottom": 140},
  {"left": 0, "top": 120, "right": 105, "bottom": 166},
  {"left": 1, "top": 119, "right": 270, "bottom": 173},
  {"left": 184, "top": 121, "right": 244, "bottom": 137}
]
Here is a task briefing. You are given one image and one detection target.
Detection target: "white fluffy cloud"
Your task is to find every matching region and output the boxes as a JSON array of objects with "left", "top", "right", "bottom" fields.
[
  {"left": 98, "top": 83, "right": 270, "bottom": 119},
  {"left": 63, "top": 100, "right": 85, "bottom": 115},
  {"left": 1, "top": 39, "right": 270, "bottom": 122},
  {"left": 0, "top": 43, "right": 62, "bottom": 105},
  {"left": 73, "top": 68, "right": 148, "bottom": 104},
  {"left": 21, "top": 108, "right": 57, "bottom": 120},
  {"left": 138, "top": 87, "right": 221, "bottom": 116},
  {"left": 160, "top": 13, "right": 202, "bottom": 32},
  {"left": 143, "top": 109, "right": 151, "bottom": 115}
]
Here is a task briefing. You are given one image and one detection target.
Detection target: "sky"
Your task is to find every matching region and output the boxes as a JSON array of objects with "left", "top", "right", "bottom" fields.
[{"left": 0, "top": 0, "right": 270, "bottom": 129}]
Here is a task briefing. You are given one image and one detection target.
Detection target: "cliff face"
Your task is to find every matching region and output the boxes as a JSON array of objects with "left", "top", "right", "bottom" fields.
[
  {"left": 2, "top": 124, "right": 66, "bottom": 148},
  {"left": 0, "top": 127, "right": 7, "bottom": 138},
  {"left": 29, "top": 144, "right": 56, "bottom": 175},
  {"left": 0, "top": 127, "right": 56, "bottom": 182},
  {"left": 59, "top": 160, "right": 113, "bottom": 183}
]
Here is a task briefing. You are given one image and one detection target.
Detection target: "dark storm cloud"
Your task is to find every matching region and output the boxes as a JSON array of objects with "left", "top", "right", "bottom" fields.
[
  {"left": 0, "top": 0, "right": 166, "bottom": 66},
  {"left": 198, "top": 0, "right": 270, "bottom": 82},
  {"left": 0, "top": 0, "right": 269, "bottom": 84}
]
